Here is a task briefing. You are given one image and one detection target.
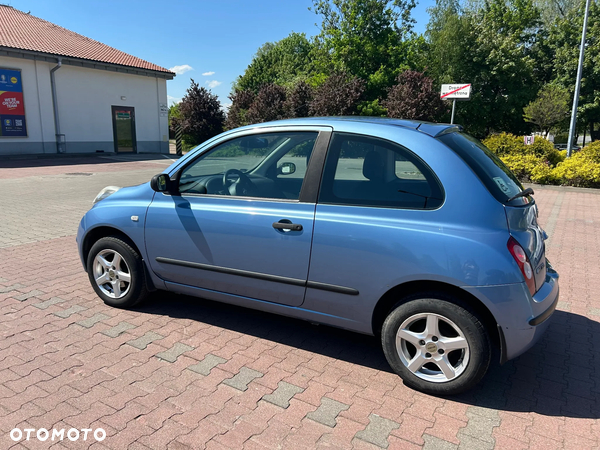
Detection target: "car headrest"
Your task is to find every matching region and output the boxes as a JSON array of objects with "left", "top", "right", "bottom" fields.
[{"left": 363, "top": 150, "right": 385, "bottom": 181}]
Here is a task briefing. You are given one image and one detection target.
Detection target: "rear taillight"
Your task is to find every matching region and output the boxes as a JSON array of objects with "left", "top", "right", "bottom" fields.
[{"left": 507, "top": 237, "right": 536, "bottom": 296}]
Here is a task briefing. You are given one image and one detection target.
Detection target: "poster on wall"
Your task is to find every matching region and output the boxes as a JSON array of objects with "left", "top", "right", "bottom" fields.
[{"left": 0, "top": 68, "right": 27, "bottom": 137}]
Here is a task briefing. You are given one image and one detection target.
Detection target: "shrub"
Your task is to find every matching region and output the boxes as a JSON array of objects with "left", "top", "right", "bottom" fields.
[
  {"left": 176, "top": 79, "right": 225, "bottom": 147},
  {"left": 528, "top": 138, "right": 564, "bottom": 165},
  {"left": 482, "top": 133, "right": 524, "bottom": 157},
  {"left": 552, "top": 153, "right": 600, "bottom": 188},
  {"left": 579, "top": 141, "right": 600, "bottom": 162},
  {"left": 309, "top": 72, "right": 365, "bottom": 116},
  {"left": 499, "top": 154, "right": 548, "bottom": 182}
]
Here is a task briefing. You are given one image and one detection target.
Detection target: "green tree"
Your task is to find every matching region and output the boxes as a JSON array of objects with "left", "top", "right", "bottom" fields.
[
  {"left": 234, "top": 33, "right": 316, "bottom": 93},
  {"left": 177, "top": 79, "right": 225, "bottom": 146},
  {"left": 168, "top": 103, "right": 181, "bottom": 139},
  {"left": 523, "top": 84, "right": 570, "bottom": 136},
  {"left": 310, "top": 0, "right": 420, "bottom": 96},
  {"left": 551, "top": 0, "right": 600, "bottom": 140},
  {"left": 425, "top": 0, "right": 544, "bottom": 136}
]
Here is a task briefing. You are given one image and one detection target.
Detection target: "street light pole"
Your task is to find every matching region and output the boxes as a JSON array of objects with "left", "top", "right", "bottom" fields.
[{"left": 567, "top": 0, "right": 591, "bottom": 157}]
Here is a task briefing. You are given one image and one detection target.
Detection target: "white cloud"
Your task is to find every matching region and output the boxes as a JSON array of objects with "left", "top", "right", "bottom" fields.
[
  {"left": 221, "top": 102, "right": 232, "bottom": 113},
  {"left": 206, "top": 80, "right": 222, "bottom": 89},
  {"left": 167, "top": 95, "right": 181, "bottom": 106},
  {"left": 202, "top": 71, "right": 215, "bottom": 76},
  {"left": 169, "top": 64, "right": 194, "bottom": 75}
]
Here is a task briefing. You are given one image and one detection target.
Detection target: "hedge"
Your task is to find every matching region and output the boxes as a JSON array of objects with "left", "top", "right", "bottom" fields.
[{"left": 481, "top": 133, "right": 600, "bottom": 188}]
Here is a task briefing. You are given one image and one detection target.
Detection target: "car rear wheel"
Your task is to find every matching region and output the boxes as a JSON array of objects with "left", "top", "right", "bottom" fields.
[
  {"left": 87, "top": 236, "right": 148, "bottom": 308},
  {"left": 381, "top": 294, "right": 491, "bottom": 395}
]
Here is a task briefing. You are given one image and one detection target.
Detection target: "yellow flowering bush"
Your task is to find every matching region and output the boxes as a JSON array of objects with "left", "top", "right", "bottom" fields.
[
  {"left": 552, "top": 151, "right": 600, "bottom": 188},
  {"left": 480, "top": 133, "right": 600, "bottom": 187}
]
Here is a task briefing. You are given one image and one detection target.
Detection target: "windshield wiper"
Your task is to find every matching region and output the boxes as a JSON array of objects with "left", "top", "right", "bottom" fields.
[{"left": 507, "top": 187, "right": 534, "bottom": 203}]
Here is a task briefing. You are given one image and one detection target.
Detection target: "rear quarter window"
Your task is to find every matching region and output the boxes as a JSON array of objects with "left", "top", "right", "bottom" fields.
[{"left": 438, "top": 132, "right": 526, "bottom": 205}]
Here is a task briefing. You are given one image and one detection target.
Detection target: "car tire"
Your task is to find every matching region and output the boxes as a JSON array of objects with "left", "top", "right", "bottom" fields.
[
  {"left": 87, "top": 236, "right": 148, "bottom": 308},
  {"left": 381, "top": 293, "right": 491, "bottom": 396}
]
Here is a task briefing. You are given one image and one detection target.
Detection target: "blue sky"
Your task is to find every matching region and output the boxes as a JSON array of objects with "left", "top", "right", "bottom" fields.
[{"left": 9, "top": 0, "right": 435, "bottom": 108}]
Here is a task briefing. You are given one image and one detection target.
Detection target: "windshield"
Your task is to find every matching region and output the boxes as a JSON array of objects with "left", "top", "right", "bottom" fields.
[{"left": 438, "top": 132, "right": 526, "bottom": 205}]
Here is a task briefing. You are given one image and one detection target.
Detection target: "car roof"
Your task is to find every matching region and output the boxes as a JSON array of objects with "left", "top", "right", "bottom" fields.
[{"left": 251, "top": 116, "right": 462, "bottom": 137}]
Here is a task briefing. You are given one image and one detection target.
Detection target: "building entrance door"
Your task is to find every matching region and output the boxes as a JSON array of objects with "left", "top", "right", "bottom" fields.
[{"left": 111, "top": 106, "right": 137, "bottom": 153}]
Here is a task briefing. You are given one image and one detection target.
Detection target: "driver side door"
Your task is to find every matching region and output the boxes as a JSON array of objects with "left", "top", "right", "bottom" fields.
[{"left": 145, "top": 128, "right": 329, "bottom": 307}]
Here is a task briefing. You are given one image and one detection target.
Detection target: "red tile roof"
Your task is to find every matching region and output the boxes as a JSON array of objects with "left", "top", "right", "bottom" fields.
[{"left": 0, "top": 5, "right": 174, "bottom": 75}]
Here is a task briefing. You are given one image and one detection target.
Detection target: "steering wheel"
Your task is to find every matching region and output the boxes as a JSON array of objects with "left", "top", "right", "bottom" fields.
[{"left": 223, "top": 169, "right": 258, "bottom": 197}]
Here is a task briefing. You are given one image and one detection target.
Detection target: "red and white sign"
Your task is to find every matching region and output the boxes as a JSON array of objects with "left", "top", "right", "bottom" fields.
[
  {"left": 440, "top": 84, "right": 471, "bottom": 100},
  {"left": 0, "top": 91, "right": 24, "bottom": 115},
  {"left": 524, "top": 135, "right": 534, "bottom": 145}
]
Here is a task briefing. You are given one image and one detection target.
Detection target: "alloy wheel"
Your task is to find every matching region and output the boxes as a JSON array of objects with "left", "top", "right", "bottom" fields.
[
  {"left": 396, "top": 312, "right": 470, "bottom": 383},
  {"left": 92, "top": 249, "right": 131, "bottom": 299}
]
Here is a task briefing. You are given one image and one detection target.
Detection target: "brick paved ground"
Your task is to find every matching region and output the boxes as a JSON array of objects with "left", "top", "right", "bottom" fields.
[{"left": 0, "top": 156, "right": 599, "bottom": 449}]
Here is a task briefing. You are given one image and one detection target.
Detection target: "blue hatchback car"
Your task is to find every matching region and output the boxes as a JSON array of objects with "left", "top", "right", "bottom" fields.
[{"left": 77, "top": 117, "right": 559, "bottom": 395}]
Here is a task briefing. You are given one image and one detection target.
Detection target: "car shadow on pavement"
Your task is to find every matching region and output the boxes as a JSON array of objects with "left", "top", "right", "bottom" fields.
[{"left": 135, "top": 294, "right": 598, "bottom": 419}]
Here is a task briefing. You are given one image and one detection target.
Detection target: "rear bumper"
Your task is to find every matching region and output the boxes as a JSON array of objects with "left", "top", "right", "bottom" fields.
[
  {"left": 503, "top": 271, "right": 559, "bottom": 360},
  {"left": 464, "top": 269, "right": 559, "bottom": 362}
]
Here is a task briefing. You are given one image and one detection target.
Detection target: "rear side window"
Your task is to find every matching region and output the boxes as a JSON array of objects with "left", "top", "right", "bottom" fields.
[
  {"left": 438, "top": 132, "right": 524, "bottom": 204},
  {"left": 318, "top": 133, "right": 444, "bottom": 209}
]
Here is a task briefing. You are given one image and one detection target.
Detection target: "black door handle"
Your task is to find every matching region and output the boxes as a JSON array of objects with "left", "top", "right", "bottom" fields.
[{"left": 272, "top": 221, "right": 303, "bottom": 231}]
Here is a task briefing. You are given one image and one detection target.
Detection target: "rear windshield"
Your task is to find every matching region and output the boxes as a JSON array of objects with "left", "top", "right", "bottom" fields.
[{"left": 438, "top": 132, "right": 524, "bottom": 204}]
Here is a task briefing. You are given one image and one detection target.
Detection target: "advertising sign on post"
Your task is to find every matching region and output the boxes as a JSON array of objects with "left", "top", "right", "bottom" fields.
[{"left": 0, "top": 68, "right": 27, "bottom": 137}]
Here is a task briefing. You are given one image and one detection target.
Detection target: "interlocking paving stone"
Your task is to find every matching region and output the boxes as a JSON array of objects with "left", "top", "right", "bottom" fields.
[
  {"left": 15, "top": 289, "right": 45, "bottom": 301},
  {"left": 423, "top": 434, "right": 458, "bottom": 450},
  {"left": 187, "top": 354, "right": 227, "bottom": 376},
  {"left": 101, "top": 321, "right": 136, "bottom": 337},
  {"left": 457, "top": 407, "right": 500, "bottom": 446},
  {"left": 156, "top": 343, "right": 194, "bottom": 363},
  {"left": 262, "top": 381, "right": 305, "bottom": 409},
  {"left": 457, "top": 434, "right": 495, "bottom": 450},
  {"left": 354, "top": 414, "right": 400, "bottom": 449},
  {"left": 306, "top": 397, "right": 349, "bottom": 427},
  {"left": 127, "top": 332, "right": 164, "bottom": 350},
  {"left": 557, "top": 301, "right": 570, "bottom": 311},
  {"left": 543, "top": 190, "right": 564, "bottom": 245},
  {"left": 54, "top": 304, "right": 87, "bottom": 318},
  {"left": 0, "top": 283, "right": 25, "bottom": 293},
  {"left": 76, "top": 313, "right": 110, "bottom": 328},
  {"left": 33, "top": 296, "right": 66, "bottom": 309},
  {"left": 223, "top": 367, "right": 263, "bottom": 391}
]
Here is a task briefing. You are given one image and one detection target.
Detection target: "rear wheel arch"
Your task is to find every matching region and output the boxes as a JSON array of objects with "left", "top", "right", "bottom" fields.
[{"left": 371, "top": 280, "right": 499, "bottom": 349}]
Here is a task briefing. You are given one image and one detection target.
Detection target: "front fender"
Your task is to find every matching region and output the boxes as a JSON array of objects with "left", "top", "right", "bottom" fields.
[{"left": 77, "top": 183, "right": 163, "bottom": 289}]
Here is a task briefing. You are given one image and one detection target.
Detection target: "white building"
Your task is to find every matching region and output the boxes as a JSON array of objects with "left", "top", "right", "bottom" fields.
[{"left": 0, "top": 5, "right": 175, "bottom": 156}]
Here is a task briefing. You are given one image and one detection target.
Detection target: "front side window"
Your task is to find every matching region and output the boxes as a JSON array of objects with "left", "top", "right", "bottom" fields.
[
  {"left": 318, "top": 133, "right": 444, "bottom": 209},
  {"left": 178, "top": 131, "right": 318, "bottom": 200}
]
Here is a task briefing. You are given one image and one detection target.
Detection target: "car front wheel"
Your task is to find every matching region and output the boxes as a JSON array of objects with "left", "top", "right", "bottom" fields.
[
  {"left": 381, "top": 294, "right": 491, "bottom": 396},
  {"left": 87, "top": 236, "right": 148, "bottom": 308}
]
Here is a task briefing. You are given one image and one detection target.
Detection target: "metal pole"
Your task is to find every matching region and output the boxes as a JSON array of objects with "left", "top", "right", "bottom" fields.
[
  {"left": 567, "top": 0, "right": 591, "bottom": 157},
  {"left": 450, "top": 99, "right": 456, "bottom": 124}
]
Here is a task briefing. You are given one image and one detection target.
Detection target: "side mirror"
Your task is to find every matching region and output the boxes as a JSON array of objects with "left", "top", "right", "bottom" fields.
[
  {"left": 278, "top": 162, "right": 296, "bottom": 175},
  {"left": 150, "top": 173, "right": 176, "bottom": 194}
]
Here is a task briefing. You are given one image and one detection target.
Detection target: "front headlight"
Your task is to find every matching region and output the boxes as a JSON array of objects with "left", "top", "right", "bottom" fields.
[{"left": 93, "top": 186, "right": 121, "bottom": 204}]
